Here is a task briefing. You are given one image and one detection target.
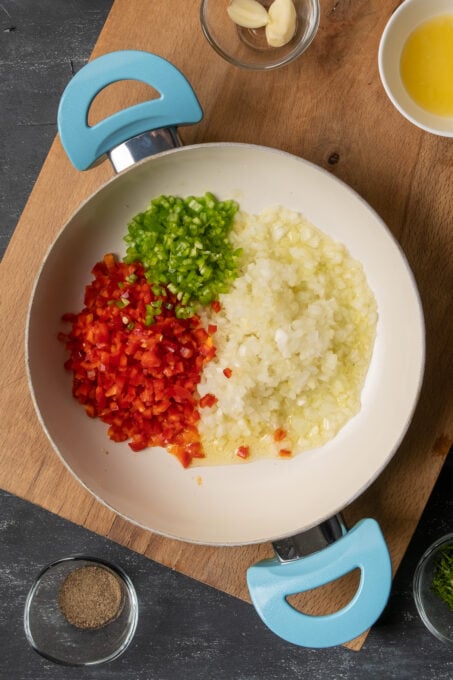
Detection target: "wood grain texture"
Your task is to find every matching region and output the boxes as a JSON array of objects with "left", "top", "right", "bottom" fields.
[{"left": 0, "top": 0, "right": 452, "bottom": 653}]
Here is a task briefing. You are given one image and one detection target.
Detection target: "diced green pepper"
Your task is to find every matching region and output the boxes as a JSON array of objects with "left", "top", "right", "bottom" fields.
[{"left": 124, "top": 193, "right": 241, "bottom": 316}]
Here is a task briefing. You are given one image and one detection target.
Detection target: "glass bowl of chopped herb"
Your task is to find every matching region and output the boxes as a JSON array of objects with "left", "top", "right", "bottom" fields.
[
  {"left": 200, "top": 0, "right": 320, "bottom": 70},
  {"left": 413, "top": 534, "right": 453, "bottom": 645}
]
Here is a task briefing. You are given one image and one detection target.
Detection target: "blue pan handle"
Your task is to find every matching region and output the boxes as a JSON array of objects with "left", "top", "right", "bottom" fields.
[
  {"left": 57, "top": 50, "right": 203, "bottom": 171},
  {"left": 247, "top": 518, "right": 392, "bottom": 648}
]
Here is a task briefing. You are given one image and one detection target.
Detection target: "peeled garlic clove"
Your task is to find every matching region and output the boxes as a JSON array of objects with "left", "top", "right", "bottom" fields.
[
  {"left": 265, "top": 0, "right": 297, "bottom": 47},
  {"left": 227, "top": 0, "right": 269, "bottom": 29}
]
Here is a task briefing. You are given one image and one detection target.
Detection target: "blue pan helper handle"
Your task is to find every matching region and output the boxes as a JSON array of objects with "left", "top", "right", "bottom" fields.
[
  {"left": 57, "top": 50, "right": 203, "bottom": 171},
  {"left": 247, "top": 517, "right": 392, "bottom": 648}
]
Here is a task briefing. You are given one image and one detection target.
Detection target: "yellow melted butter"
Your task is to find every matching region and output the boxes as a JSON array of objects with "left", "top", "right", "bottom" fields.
[{"left": 400, "top": 14, "right": 453, "bottom": 117}]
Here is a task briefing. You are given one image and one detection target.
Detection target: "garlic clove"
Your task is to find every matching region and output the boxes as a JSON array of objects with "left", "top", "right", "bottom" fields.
[
  {"left": 227, "top": 0, "right": 269, "bottom": 29},
  {"left": 265, "top": 0, "right": 297, "bottom": 47}
]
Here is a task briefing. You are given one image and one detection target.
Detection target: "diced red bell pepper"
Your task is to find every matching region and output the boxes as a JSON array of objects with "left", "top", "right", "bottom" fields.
[
  {"left": 278, "top": 449, "right": 292, "bottom": 458},
  {"left": 199, "top": 393, "right": 218, "bottom": 408},
  {"left": 273, "top": 428, "right": 287, "bottom": 442},
  {"left": 236, "top": 445, "right": 250, "bottom": 459},
  {"left": 60, "top": 254, "right": 218, "bottom": 467}
]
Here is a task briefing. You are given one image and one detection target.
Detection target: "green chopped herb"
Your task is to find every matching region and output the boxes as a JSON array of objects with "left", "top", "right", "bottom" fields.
[
  {"left": 431, "top": 543, "right": 453, "bottom": 611},
  {"left": 123, "top": 192, "right": 242, "bottom": 316}
]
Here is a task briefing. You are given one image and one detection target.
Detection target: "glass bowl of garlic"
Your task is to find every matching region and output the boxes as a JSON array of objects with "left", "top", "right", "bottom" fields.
[{"left": 200, "top": 0, "right": 320, "bottom": 70}]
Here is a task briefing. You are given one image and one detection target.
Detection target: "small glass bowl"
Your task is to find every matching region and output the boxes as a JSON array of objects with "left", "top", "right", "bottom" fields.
[
  {"left": 200, "top": 0, "right": 320, "bottom": 71},
  {"left": 24, "top": 556, "right": 138, "bottom": 666},
  {"left": 413, "top": 534, "right": 453, "bottom": 645}
]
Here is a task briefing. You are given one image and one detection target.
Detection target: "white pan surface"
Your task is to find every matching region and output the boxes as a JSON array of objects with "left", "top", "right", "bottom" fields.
[{"left": 26, "top": 144, "right": 425, "bottom": 545}]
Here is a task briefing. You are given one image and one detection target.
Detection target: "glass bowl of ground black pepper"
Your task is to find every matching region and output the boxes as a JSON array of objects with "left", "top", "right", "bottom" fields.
[
  {"left": 413, "top": 533, "right": 453, "bottom": 646},
  {"left": 24, "top": 556, "right": 138, "bottom": 666}
]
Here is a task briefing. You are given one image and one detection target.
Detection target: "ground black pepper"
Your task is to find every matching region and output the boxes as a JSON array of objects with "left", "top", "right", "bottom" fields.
[{"left": 58, "top": 565, "right": 124, "bottom": 629}]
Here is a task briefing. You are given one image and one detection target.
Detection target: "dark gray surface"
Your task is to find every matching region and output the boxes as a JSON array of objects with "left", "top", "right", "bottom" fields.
[
  {"left": 0, "top": 462, "right": 451, "bottom": 680},
  {"left": 1, "top": 1, "right": 452, "bottom": 677},
  {"left": 0, "top": 0, "right": 112, "bottom": 259}
]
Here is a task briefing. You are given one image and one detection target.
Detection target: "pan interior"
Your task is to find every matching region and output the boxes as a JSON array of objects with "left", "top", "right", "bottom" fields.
[{"left": 26, "top": 144, "right": 424, "bottom": 545}]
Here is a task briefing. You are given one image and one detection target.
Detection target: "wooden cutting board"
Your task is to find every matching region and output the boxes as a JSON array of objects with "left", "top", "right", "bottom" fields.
[{"left": 0, "top": 0, "right": 452, "bottom": 651}]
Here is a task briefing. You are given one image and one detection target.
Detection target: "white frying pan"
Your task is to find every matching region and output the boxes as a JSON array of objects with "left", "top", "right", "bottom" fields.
[{"left": 26, "top": 51, "right": 424, "bottom": 647}]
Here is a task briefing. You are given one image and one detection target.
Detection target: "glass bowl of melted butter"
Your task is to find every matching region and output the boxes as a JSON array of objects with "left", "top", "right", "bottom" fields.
[{"left": 379, "top": 0, "right": 453, "bottom": 136}]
